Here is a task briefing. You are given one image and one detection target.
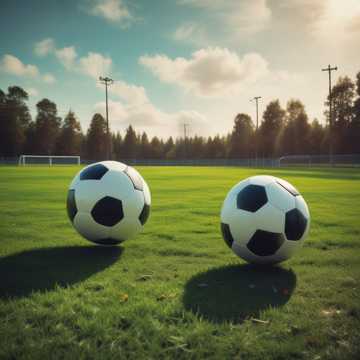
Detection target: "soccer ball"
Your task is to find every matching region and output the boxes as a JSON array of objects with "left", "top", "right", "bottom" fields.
[
  {"left": 66, "top": 161, "right": 151, "bottom": 245},
  {"left": 220, "top": 175, "right": 310, "bottom": 264}
]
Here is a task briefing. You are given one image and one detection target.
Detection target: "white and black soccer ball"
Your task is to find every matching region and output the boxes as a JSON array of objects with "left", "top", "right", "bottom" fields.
[
  {"left": 66, "top": 161, "right": 151, "bottom": 245},
  {"left": 220, "top": 175, "right": 310, "bottom": 264}
]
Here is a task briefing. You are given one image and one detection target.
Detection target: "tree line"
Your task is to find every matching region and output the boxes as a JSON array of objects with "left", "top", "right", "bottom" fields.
[{"left": 1, "top": 71, "right": 360, "bottom": 160}]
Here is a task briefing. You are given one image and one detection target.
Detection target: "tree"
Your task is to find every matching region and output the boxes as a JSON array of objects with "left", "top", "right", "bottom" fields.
[
  {"left": 164, "top": 137, "right": 175, "bottom": 159},
  {"left": 139, "top": 132, "right": 150, "bottom": 159},
  {"left": 228, "top": 113, "right": 254, "bottom": 158},
  {"left": 56, "top": 110, "right": 82, "bottom": 155},
  {"left": 112, "top": 132, "right": 123, "bottom": 160},
  {"left": 258, "top": 100, "right": 285, "bottom": 157},
  {"left": 34, "top": 98, "right": 61, "bottom": 155},
  {"left": 0, "top": 86, "right": 31, "bottom": 157},
  {"left": 308, "top": 119, "right": 326, "bottom": 155},
  {"left": 205, "top": 135, "right": 226, "bottom": 158},
  {"left": 189, "top": 136, "right": 206, "bottom": 159},
  {"left": 86, "top": 113, "right": 107, "bottom": 160},
  {"left": 326, "top": 76, "right": 355, "bottom": 153},
  {"left": 149, "top": 136, "right": 163, "bottom": 159},
  {"left": 349, "top": 72, "right": 360, "bottom": 153},
  {"left": 280, "top": 100, "right": 310, "bottom": 155},
  {"left": 122, "top": 126, "right": 138, "bottom": 159}
]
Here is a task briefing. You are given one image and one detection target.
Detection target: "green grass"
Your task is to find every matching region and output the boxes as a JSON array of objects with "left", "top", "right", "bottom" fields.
[{"left": 0, "top": 166, "right": 360, "bottom": 359}]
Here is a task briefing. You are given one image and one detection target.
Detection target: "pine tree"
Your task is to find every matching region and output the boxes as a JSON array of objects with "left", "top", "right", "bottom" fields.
[
  {"left": 56, "top": 110, "right": 82, "bottom": 155},
  {"left": 0, "top": 86, "right": 31, "bottom": 157},
  {"left": 34, "top": 98, "right": 61, "bottom": 155},
  {"left": 86, "top": 113, "right": 107, "bottom": 160},
  {"left": 228, "top": 113, "right": 254, "bottom": 158}
]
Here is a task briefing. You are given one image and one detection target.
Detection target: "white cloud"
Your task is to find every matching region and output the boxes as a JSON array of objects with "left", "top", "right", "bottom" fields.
[
  {"left": 39, "top": 40, "right": 111, "bottom": 79},
  {"left": 55, "top": 46, "right": 77, "bottom": 69},
  {"left": 311, "top": 0, "right": 360, "bottom": 38},
  {"left": 109, "top": 81, "right": 148, "bottom": 105},
  {"left": 0, "top": 54, "right": 56, "bottom": 85},
  {"left": 140, "top": 47, "right": 269, "bottom": 97},
  {"left": 27, "top": 87, "right": 39, "bottom": 97},
  {"left": 79, "top": 52, "right": 112, "bottom": 79},
  {"left": 85, "top": 0, "right": 133, "bottom": 25},
  {"left": 43, "top": 73, "right": 56, "bottom": 84},
  {"left": 34, "top": 38, "right": 55, "bottom": 57},
  {"left": 0, "top": 54, "right": 39, "bottom": 77},
  {"left": 347, "top": 14, "right": 360, "bottom": 32},
  {"left": 173, "top": 23, "right": 209, "bottom": 45},
  {"left": 176, "top": 0, "right": 271, "bottom": 44}
]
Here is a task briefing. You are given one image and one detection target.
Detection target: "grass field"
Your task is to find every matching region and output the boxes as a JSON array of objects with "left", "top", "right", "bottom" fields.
[{"left": 0, "top": 165, "right": 360, "bottom": 359}]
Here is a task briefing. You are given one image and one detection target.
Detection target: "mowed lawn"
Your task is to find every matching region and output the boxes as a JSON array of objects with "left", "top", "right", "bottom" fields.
[{"left": 0, "top": 165, "right": 360, "bottom": 359}]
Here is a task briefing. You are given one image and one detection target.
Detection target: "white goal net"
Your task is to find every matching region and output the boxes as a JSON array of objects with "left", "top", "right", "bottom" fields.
[{"left": 18, "top": 155, "right": 81, "bottom": 166}]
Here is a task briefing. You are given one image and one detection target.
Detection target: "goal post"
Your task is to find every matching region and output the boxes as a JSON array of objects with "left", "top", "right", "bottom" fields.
[{"left": 18, "top": 155, "right": 81, "bottom": 166}]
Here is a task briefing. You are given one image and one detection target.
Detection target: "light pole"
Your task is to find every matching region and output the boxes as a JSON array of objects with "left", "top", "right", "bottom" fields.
[
  {"left": 322, "top": 65, "right": 338, "bottom": 165},
  {"left": 99, "top": 76, "right": 114, "bottom": 160},
  {"left": 251, "top": 96, "right": 262, "bottom": 166}
]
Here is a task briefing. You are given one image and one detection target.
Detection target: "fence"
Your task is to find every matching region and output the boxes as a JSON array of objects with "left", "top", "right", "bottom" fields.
[
  {"left": 1, "top": 155, "right": 360, "bottom": 167},
  {"left": 278, "top": 154, "right": 360, "bottom": 167}
]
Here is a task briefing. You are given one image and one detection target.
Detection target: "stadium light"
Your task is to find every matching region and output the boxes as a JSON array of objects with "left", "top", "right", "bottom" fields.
[{"left": 99, "top": 76, "right": 114, "bottom": 160}]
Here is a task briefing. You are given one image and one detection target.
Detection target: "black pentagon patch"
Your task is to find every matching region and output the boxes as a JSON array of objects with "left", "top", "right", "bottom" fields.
[
  {"left": 125, "top": 166, "right": 143, "bottom": 191},
  {"left": 91, "top": 196, "right": 124, "bottom": 227},
  {"left": 221, "top": 223, "right": 234, "bottom": 248},
  {"left": 285, "top": 208, "right": 307, "bottom": 240},
  {"left": 93, "top": 238, "right": 122, "bottom": 245},
  {"left": 66, "top": 189, "right": 77, "bottom": 222},
  {"left": 80, "top": 163, "right": 108, "bottom": 180},
  {"left": 237, "top": 185, "right": 267, "bottom": 212},
  {"left": 247, "top": 230, "right": 285, "bottom": 256},
  {"left": 139, "top": 204, "right": 150, "bottom": 225},
  {"left": 276, "top": 179, "right": 299, "bottom": 196}
]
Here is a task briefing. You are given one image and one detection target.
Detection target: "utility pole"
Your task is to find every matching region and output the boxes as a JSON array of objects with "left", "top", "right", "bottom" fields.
[
  {"left": 99, "top": 76, "right": 114, "bottom": 160},
  {"left": 251, "top": 96, "right": 261, "bottom": 166},
  {"left": 322, "top": 65, "right": 337, "bottom": 165}
]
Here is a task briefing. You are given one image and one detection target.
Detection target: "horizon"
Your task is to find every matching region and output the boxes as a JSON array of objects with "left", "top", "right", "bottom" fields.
[{"left": 1, "top": 0, "right": 360, "bottom": 138}]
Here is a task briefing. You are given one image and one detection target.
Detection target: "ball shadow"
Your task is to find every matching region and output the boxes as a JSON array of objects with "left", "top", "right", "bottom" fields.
[
  {"left": 183, "top": 264, "right": 297, "bottom": 323},
  {"left": 0, "top": 246, "right": 123, "bottom": 299}
]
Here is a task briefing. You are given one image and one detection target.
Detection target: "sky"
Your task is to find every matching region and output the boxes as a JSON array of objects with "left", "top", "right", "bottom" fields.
[{"left": 1, "top": 0, "right": 360, "bottom": 138}]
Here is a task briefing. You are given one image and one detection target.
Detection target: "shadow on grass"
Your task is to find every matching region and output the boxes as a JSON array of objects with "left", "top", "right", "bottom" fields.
[
  {"left": 183, "top": 264, "right": 296, "bottom": 323},
  {"left": 0, "top": 246, "right": 122, "bottom": 299}
]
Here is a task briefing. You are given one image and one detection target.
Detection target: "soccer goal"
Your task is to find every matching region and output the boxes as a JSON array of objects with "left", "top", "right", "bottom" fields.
[{"left": 18, "top": 155, "right": 81, "bottom": 166}]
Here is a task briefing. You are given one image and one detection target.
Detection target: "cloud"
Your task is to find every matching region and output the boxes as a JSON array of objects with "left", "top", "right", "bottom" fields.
[
  {"left": 0, "top": 54, "right": 56, "bottom": 85},
  {"left": 347, "top": 14, "right": 360, "bottom": 32},
  {"left": 109, "top": 81, "right": 148, "bottom": 105},
  {"left": 172, "top": 23, "right": 209, "bottom": 45},
  {"left": 43, "top": 73, "right": 56, "bottom": 84},
  {"left": 140, "top": 47, "right": 269, "bottom": 97},
  {"left": 0, "top": 54, "right": 39, "bottom": 77},
  {"left": 84, "top": 0, "right": 133, "bottom": 25},
  {"left": 312, "top": 0, "right": 360, "bottom": 39},
  {"left": 176, "top": 0, "right": 271, "bottom": 44},
  {"left": 27, "top": 87, "right": 39, "bottom": 97},
  {"left": 55, "top": 46, "right": 77, "bottom": 69},
  {"left": 79, "top": 52, "right": 112, "bottom": 79},
  {"left": 34, "top": 38, "right": 55, "bottom": 57},
  {"left": 37, "top": 39, "right": 111, "bottom": 79}
]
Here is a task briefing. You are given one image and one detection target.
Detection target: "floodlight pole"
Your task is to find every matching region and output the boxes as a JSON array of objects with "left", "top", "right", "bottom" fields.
[
  {"left": 322, "top": 65, "right": 337, "bottom": 165},
  {"left": 251, "top": 96, "right": 262, "bottom": 167},
  {"left": 99, "top": 76, "right": 114, "bottom": 160}
]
